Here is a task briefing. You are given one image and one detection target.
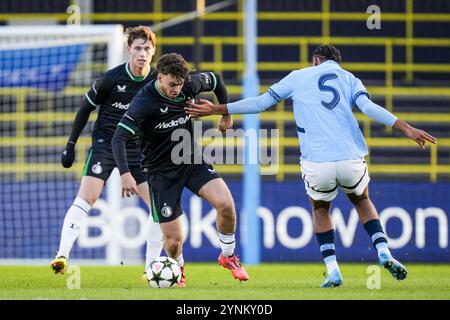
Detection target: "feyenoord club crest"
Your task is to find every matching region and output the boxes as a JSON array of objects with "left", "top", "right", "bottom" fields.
[
  {"left": 161, "top": 205, "right": 173, "bottom": 218},
  {"left": 92, "top": 162, "right": 102, "bottom": 174}
]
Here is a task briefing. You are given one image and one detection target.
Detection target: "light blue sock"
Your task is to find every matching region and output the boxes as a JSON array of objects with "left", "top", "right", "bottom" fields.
[
  {"left": 324, "top": 255, "right": 341, "bottom": 276},
  {"left": 375, "top": 242, "right": 391, "bottom": 258}
]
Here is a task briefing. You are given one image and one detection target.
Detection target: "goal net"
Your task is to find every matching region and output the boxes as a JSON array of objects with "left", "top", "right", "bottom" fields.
[{"left": 0, "top": 25, "right": 139, "bottom": 265}]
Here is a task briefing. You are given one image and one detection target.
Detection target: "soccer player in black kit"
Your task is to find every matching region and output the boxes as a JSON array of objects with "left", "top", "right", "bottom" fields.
[
  {"left": 51, "top": 26, "right": 164, "bottom": 274},
  {"left": 112, "top": 53, "right": 249, "bottom": 287}
]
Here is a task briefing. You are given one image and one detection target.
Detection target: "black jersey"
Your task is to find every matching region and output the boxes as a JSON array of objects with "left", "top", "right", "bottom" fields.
[
  {"left": 85, "top": 62, "right": 157, "bottom": 148},
  {"left": 116, "top": 72, "right": 220, "bottom": 177}
]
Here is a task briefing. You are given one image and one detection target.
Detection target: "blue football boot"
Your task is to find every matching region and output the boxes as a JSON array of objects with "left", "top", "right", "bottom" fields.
[{"left": 321, "top": 269, "right": 343, "bottom": 288}]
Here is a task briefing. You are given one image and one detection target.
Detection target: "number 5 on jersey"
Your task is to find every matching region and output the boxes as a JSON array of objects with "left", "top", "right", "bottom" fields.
[{"left": 318, "top": 73, "right": 340, "bottom": 110}]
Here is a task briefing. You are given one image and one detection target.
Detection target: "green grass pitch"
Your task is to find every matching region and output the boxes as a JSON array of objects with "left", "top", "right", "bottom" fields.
[{"left": 0, "top": 263, "right": 449, "bottom": 300}]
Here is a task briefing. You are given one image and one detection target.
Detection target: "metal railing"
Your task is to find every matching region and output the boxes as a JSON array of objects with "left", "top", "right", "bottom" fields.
[{"left": 0, "top": 0, "right": 449, "bottom": 181}]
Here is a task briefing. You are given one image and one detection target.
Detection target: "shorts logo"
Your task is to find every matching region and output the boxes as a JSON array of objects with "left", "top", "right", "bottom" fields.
[
  {"left": 161, "top": 205, "right": 173, "bottom": 218},
  {"left": 92, "top": 162, "right": 103, "bottom": 175}
]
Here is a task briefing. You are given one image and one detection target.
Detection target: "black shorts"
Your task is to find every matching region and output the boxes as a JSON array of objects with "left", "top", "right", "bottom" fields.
[
  {"left": 147, "top": 163, "right": 220, "bottom": 223},
  {"left": 83, "top": 145, "right": 145, "bottom": 185}
]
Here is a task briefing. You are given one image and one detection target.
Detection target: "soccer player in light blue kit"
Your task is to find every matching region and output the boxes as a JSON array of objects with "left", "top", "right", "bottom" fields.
[{"left": 185, "top": 45, "right": 437, "bottom": 288}]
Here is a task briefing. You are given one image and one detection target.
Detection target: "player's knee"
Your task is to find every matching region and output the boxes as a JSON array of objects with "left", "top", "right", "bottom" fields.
[
  {"left": 164, "top": 236, "right": 182, "bottom": 253},
  {"left": 312, "top": 200, "right": 330, "bottom": 211},
  {"left": 164, "top": 232, "right": 183, "bottom": 247},
  {"left": 348, "top": 191, "right": 369, "bottom": 205},
  {"left": 76, "top": 194, "right": 97, "bottom": 207},
  {"left": 215, "top": 199, "right": 235, "bottom": 217}
]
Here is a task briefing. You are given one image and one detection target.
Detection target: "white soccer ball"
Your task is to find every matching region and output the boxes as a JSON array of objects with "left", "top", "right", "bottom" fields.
[{"left": 146, "top": 256, "right": 181, "bottom": 288}]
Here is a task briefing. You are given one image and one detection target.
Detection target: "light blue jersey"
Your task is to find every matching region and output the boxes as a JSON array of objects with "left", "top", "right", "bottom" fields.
[
  {"left": 227, "top": 60, "right": 398, "bottom": 162},
  {"left": 268, "top": 60, "right": 372, "bottom": 162}
]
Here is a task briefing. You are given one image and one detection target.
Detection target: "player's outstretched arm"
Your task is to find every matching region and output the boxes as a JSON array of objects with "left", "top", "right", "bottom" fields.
[
  {"left": 61, "top": 103, "right": 95, "bottom": 168},
  {"left": 355, "top": 94, "right": 437, "bottom": 149},
  {"left": 111, "top": 125, "right": 138, "bottom": 197},
  {"left": 185, "top": 99, "right": 228, "bottom": 117},
  {"left": 186, "top": 91, "right": 278, "bottom": 117},
  {"left": 393, "top": 119, "right": 437, "bottom": 149}
]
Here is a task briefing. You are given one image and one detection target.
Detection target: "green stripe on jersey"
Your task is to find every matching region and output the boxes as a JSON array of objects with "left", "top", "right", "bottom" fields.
[
  {"left": 118, "top": 122, "right": 135, "bottom": 135},
  {"left": 85, "top": 93, "right": 99, "bottom": 107},
  {"left": 209, "top": 72, "right": 217, "bottom": 90},
  {"left": 125, "top": 62, "right": 150, "bottom": 82}
]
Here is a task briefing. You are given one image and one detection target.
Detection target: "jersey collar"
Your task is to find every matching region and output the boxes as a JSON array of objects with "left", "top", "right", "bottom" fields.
[
  {"left": 153, "top": 80, "right": 186, "bottom": 103},
  {"left": 322, "top": 60, "right": 339, "bottom": 66},
  {"left": 125, "top": 62, "right": 151, "bottom": 82}
]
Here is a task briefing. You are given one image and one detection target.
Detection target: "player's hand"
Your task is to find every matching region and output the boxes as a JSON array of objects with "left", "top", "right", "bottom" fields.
[
  {"left": 120, "top": 172, "right": 138, "bottom": 197},
  {"left": 394, "top": 119, "right": 437, "bottom": 149},
  {"left": 405, "top": 126, "right": 437, "bottom": 149},
  {"left": 61, "top": 141, "right": 76, "bottom": 168},
  {"left": 185, "top": 99, "right": 216, "bottom": 117},
  {"left": 218, "top": 115, "right": 233, "bottom": 133}
]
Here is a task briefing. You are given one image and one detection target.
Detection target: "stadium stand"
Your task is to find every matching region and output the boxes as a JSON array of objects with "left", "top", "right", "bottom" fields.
[
  {"left": 0, "top": 0, "right": 448, "bottom": 184},
  {"left": 0, "top": 0, "right": 448, "bottom": 264}
]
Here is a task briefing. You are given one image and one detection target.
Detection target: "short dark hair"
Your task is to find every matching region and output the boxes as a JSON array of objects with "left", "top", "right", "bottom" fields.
[
  {"left": 125, "top": 25, "right": 156, "bottom": 48},
  {"left": 156, "top": 53, "right": 190, "bottom": 80},
  {"left": 313, "top": 45, "right": 342, "bottom": 64}
]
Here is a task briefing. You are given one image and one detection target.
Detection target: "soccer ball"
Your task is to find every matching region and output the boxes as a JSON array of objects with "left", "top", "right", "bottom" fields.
[{"left": 146, "top": 256, "right": 181, "bottom": 288}]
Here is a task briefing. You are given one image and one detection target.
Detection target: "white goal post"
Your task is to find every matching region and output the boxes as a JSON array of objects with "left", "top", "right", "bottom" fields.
[
  {"left": 0, "top": 25, "right": 124, "bottom": 69},
  {"left": 0, "top": 25, "right": 144, "bottom": 266}
]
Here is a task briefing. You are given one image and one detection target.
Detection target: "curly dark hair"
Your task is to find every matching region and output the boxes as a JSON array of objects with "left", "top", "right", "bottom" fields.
[
  {"left": 156, "top": 53, "right": 190, "bottom": 80},
  {"left": 313, "top": 45, "right": 342, "bottom": 64}
]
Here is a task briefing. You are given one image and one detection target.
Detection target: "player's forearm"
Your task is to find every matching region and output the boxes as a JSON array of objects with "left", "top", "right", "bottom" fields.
[
  {"left": 227, "top": 92, "right": 278, "bottom": 114},
  {"left": 392, "top": 118, "right": 412, "bottom": 135},
  {"left": 68, "top": 102, "right": 95, "bottom": 144},
  {"left": 355, "top": 95, "right": 398, "bottom": 127},
  {"left": 111, "top": 126, "right": 131, "bottom": 175},
  {"left": 212, "top": 73, "right": 229, "bottom": 105},
  {"left": 209, "top": 104, "right": 229, "bottom": 115}
]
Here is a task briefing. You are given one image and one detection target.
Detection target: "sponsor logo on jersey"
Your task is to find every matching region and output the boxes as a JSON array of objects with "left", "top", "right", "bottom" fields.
[
  {"left": 161, "top": 205, "right": 173, "bottom": 218},
  {"left": 154, "top": 115, "right": 190, "bottom": 130},
  {"left": 160, "top": 106, "right": 169, "bottom": 113},
  {"left": 92, "top": 162, "right": 103, "bottom": 175},
  {"left": 112, "top": 102, "right": 130, "bottom": 110},
  {"left": 117, "top": 85, "right": 126, "bottom": 92}
]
